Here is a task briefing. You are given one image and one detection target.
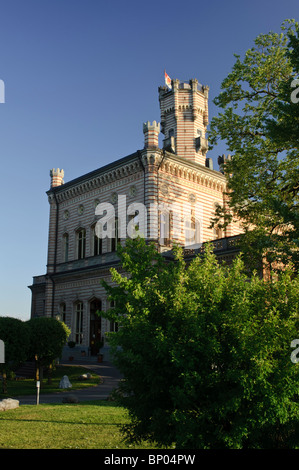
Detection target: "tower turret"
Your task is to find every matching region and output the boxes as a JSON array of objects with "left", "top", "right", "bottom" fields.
[
  {"left": 143, "top": 121, "right": 160, "bottom": 149},
  {"left": 50, "top": 168, "right": 64, "bottom": 188},
  {"left": 159, "top": 78, "right": 209, "bottom": 165}
]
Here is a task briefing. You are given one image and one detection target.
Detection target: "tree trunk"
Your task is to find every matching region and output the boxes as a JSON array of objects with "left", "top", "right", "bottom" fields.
[
  {"left": 2, "top": 371, "right": 7, "bottom": 394},
  {"left": 47, "top": 363, "right": 53, "bottom": 385},
  {"left": 35, "top": 355, "right": 41, "bottom": 386}
]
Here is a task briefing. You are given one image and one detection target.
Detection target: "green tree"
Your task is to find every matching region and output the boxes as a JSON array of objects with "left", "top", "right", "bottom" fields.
[
  {"left": 27, "top": 317, "right": 70, "bottom": 384},
  {"left": 266, "top": 24, "right": 299, "bottom": 148},
  {"left": 102, "top": 238, "right": 299, "bottom": 449},
  {"left": 0, "top": 317, "right": 30, "bottom": 394},
  {"left": 209, "top": 19, "right": 299, "bottom": 273}
]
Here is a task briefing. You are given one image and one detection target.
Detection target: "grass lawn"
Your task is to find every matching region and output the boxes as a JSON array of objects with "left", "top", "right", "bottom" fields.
[
  {"left": 0, "top": 401, "right": 162, "bottom": 449},
  {"left": 0, "top": 365, "right": 101, "bottom": 398},
  {"left": 0, "top": 365, "right": 166, "bottom": 449}
]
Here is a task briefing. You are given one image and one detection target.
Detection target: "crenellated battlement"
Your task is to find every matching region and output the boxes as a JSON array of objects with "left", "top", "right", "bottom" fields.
[
  {"left": 159, "top": 78, "right": 208, "bottom": 95},
  {"left": 50, "top": 168, "right": 64, "bottom": 187},
  {"left": 218, "top": 154, "right": 232, "bottom": 174},
  {"left": 143, "top": 120, "right": 160, "bottom": 149},
  {"left": 158, "top": 77, "right": 210, "bottom": 165},
  {"left": 143, "top": 120, "right": 160, "bottom": 131}
]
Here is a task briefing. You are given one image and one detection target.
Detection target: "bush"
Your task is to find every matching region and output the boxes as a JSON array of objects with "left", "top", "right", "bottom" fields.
[
  {"left": 27, "top": 317, "right": 70, "bottom": 381},
  {"left": 103, "top": 238, "right": 299, "bottom": 449},
  {"left": 0, "top": 317, "right": 31, "bottom": 393}
]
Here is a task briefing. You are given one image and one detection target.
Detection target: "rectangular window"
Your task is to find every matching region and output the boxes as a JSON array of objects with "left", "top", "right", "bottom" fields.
[
  {"left": 93, "top": 229, "right": 102, "bottom": 256},
  {"left": 110, "top": 321, "right": 119, "bottom": 332},
  {"left": 75, "top": 302, "right": 84, "bottom": 344},
  {"left": 127, "top": 212, "right": 139, "bottom": 238},
  {"left": 63, "top": 234, "right": 69, "bottom": 262},
  {"left": 185, "top": 215, "right": 201, "bottom": 247},
  {"left": 78, "top": 229, "right": 86, "bottom": 259},
  {"left": 60, "top": 302, "right": 66, "bottom": 323},
  {"left": 160, "top": 212, "right": 170, "bottom": 246},
  {"left": 111, "top": 217, "right": 119, "bottom": 252}
]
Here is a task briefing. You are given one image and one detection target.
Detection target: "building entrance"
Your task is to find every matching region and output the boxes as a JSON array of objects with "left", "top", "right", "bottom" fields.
[{"left": 89, "top": 299, "right": 102, "bottom": 356}]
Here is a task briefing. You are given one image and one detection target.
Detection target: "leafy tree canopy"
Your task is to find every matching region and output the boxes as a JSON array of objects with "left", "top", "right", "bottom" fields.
[
  {"left": 102, "top": 238, "right": 299, "bottom": 449},
  {"left": 0, "top": 317, "right": 30, "bottom": 372},
  {"left": 0, "top": 316, "right": 31, "bottom": 393},
  {"left": 209, "top": 19, "right": 299, "bottom": 272},
  {"left": 27, "top": 316, "right": 70, "bottom": 368}
]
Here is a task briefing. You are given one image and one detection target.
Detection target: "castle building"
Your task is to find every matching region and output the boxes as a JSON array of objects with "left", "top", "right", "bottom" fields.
[{"left": 29, "top": 78, "right": 242, "bottom": 360}]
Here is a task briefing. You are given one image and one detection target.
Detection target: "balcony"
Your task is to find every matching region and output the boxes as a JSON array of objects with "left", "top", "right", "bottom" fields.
[{"left": 183, "top": 235, "right": 242, "bottom": 258}]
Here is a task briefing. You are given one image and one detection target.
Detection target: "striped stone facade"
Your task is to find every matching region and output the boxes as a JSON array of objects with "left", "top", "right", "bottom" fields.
[
  {"left": 159, "top": 79, "right": 209, "bottom": 165},
  {"left": 29, "top": 78, "right": 243, "bottom": 360}
]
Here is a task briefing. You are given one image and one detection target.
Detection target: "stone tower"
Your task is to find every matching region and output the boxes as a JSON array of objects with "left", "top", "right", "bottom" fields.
[
  {"left": 159, "top": 78, "right": 209, "bottom": 166},
  {"left": 143, "top": 120, "right": 160, "bottom": 149},
  {"left": 50, "top": 168, "right": 64, "bottom": 188}
]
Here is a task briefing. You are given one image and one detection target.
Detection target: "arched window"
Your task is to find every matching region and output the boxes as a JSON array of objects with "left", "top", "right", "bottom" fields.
[
  {"left": 75, "top": 301, "right": 84, "bottom": 344},
  {"left": 77, "top": 228, "right": 86, "bottom": 259},
  {"left": 92, "top": 224, "right": 102, "bottom": 256},
  {"left": 185, "top": 217, "right": 201, "bottom": 247}
]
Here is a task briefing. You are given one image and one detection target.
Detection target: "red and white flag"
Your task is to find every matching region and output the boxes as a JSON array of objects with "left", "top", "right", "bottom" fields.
[{"left": 164, "top": 70, "right": 172, "bottom": 90}]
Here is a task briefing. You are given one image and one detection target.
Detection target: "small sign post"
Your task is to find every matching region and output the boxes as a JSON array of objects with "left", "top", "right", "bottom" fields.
[{"left": 36, "top": 381, "right": 40, "bottom": 405}]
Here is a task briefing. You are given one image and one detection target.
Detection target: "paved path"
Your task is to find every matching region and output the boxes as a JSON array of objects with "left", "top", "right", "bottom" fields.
[{"left": 14, "top": 360, "right": 122, "bottom": 405}]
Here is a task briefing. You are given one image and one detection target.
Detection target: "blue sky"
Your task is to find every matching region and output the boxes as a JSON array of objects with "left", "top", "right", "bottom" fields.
[{"left": 0, "top": 0, "right": 298, "bottom": 321}]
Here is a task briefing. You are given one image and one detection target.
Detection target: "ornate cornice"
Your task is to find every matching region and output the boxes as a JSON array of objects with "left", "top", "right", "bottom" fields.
[
  {"left": 47, "top": 153, "right": 143, "bottom": 203},
  {"left": 47, "top": 149, "right": 227, "bottom": 203},
  {"left": 154, "top": 151, "right": 227, "bottom": 192}
]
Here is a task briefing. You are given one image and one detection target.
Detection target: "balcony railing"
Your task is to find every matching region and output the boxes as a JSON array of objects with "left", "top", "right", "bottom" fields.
[
  {"left": 32, "top": 236, "right": 242, "bottom": 285},
  {"left": 183, "top": 235, "right": 242, "bottom": 257}
]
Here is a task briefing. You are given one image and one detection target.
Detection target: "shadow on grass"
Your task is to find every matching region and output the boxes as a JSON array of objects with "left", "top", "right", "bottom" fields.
[
  {"left": 0, "top": 401, "right": 127, "bottom": 426},
  {"left": 0, "top": 417, "right": 126, "bottom": 426},
  {"left": 0, "top": 365, "right": 102, "bottom": 398}
]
